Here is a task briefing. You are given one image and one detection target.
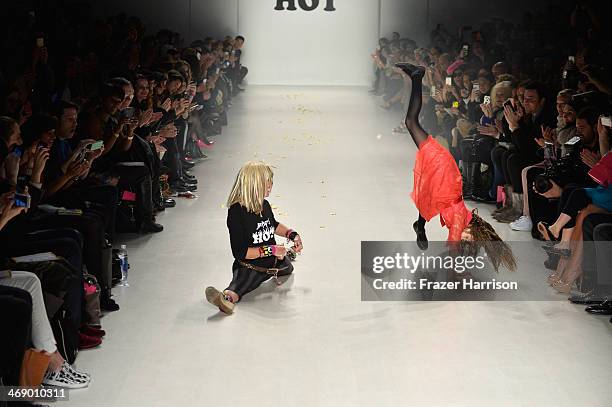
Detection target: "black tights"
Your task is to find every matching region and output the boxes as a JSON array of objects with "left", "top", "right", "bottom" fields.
[
  {"left": 404, "top": 71, "right": 428, "bottom": 229},
  {"left": 404, "top": 74, "right": 428, "bottom": 149}
]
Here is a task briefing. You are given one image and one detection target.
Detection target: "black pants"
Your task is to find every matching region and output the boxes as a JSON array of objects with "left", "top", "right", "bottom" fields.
[
  {"left": 114, "top": 163, "right": 154, "bottom": 223},
  {"left": 460, "top": 135, "right": 495, "bottom": 165},
  {"left": 583, "top": 214, "right": 612, "bottom": 292},
  {"left": 501, "top": 150, "right": 527, "bottom": 193},
  {"left": 26, "top": 213, "right": 106, "bottom": 291},
  {"left": 226, "top": 260, "right": 293, "bottom": 300},
  {"left": 558, "top": 185, "right": 590, "bottom": 228},
  {"left": 0, "top": 286, "right": 32, "bottom": 386},
  {"left": 45, "top": 184, "right": 118, "bottom": 242}
]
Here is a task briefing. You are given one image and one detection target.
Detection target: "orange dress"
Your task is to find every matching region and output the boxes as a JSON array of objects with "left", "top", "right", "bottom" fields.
[{"left": 411, "top": 136, "right": 472, "bottom": 241}]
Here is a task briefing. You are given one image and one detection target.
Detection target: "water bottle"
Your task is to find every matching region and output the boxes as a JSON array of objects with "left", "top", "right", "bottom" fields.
[{"left": 117, "top": 244, "right": 129, "bottom": 287}]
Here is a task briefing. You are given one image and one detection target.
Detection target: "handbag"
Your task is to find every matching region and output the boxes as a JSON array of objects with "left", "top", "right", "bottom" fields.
[{"left": 19, "top": 349, "right": 51, "bottom": 387}]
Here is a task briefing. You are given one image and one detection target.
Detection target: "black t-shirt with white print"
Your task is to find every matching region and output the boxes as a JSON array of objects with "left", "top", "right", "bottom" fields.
[{"left": 227, "top": 200, "right": 279, "bottom": 269}]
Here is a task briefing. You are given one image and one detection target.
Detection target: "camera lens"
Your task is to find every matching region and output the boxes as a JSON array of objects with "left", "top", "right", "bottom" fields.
[{"left": 534, "top": 175, "right": 553, "bottom": 194}]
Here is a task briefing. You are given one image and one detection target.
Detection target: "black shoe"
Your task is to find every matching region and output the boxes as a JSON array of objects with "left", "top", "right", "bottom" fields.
[
  {"left": 395, "top": 63, "right": 425, "bottom": 80},
  {"left": 181, "top": 176, "right": 198, "bottom": 185},
  {"left": 472, "top": 190, "right": 497, "bottom": 204},
  {"left": 172, "top": 181, "right": 197, "bottom": 192},
  {"left": 164, "top": 198, "right": 176, "bottom": 208},
  {"left": 182, "top": 160, "right": 195, "bottom": 170},
  {"left": 140, "top": 220, "right": 164, "bottom": 234},
  {"left": 413, "top": 220, "right": 429, "bottom": 250},
  {"left": 101, "top": 292, "right": 120, "bottom": 312},
  {"left": 569, "top": 293, "right": 605, "bottom": 305},
  {"left": 585, "top": 301, "right": 612, "bottom": 315}
]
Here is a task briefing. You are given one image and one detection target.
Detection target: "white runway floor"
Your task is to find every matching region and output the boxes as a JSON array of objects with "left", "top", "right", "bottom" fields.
[{"left": 69, "top": 86, "right": 612, "bottom": 407}]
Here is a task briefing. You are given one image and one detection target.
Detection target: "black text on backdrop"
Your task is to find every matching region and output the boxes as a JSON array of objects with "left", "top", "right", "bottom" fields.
[{"left": 275, "top": 0, "right": 336, "bottom": 12}]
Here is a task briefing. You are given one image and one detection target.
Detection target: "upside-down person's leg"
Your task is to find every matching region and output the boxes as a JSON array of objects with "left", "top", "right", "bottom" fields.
[
  {"left": 395, "top": 63, "right": 428, "bottom": 148},
  {"left": 413, "top": 214, "right": 429, "bottom": 250}
]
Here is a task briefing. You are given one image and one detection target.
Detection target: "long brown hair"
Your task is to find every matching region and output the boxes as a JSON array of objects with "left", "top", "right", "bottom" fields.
[{"left": 462, "top": 210, "right": 517, "bottom": 272}]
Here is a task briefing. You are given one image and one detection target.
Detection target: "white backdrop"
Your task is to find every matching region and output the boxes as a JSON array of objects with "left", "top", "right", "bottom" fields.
[{"left": 238, "top": 0, "right": 380, "bottom": 86}]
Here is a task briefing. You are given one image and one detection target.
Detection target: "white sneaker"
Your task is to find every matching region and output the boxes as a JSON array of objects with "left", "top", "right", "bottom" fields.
[
  {"left": 43, "top": 364, "right": 89, "bottom": 389},
  {"left": 62, "top": 362, "right": 91, "bottom": 382},
  {"left": 510, "top": 215, "right": 533, "bottom": 231}
]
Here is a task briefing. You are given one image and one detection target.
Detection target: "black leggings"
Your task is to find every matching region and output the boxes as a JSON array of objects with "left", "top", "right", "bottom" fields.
[
  {"left": 226, "top": 262, "right": 293, "bottom": 300},
  {"left": 559, "top": 185, "right": 592, "bottom": 228}
]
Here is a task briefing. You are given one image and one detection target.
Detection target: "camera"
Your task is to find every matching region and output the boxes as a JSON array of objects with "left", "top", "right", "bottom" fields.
[{"left": 534, "top": 137, "right": 584, "bottom": 194}]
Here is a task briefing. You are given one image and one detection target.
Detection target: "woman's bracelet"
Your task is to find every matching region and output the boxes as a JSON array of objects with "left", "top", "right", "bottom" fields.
[
  {"left": 285, "top": 229, "right": 299, "bottom": 241},
  {"left": 259, "top": 246, "right": 274, "bottom": 258}
]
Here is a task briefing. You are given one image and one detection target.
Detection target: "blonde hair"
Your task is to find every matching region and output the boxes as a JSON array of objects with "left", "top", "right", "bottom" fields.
[
  {"left": 490, "top": 81, "right": 514, "bottom": 108},
  {"left": 227, "top": 161, "right": 274, "bottom": 214}
]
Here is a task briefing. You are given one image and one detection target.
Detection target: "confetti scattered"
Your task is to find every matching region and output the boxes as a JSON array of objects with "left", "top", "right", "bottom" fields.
[
  {"left": 220, "top": 204, "right": 225, "bottom": 209},
  {"left": 320, "top": 226, "right": 326, "bottom": 229},
  {"left": 330, "top": 212, "right": 337, "bottom": 216},
  {"left": 377, "top": 134, "right": 382, "bottom": 140}
]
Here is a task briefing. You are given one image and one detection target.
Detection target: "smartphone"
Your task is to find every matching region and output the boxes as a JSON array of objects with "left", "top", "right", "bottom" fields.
[
  {"left": 568, "top": 56, "right": 575, "bottom": 63},
  {"left": 14, "top": 193, "right": 31, "bottom": 209},
  {"left": 430, "top": 85, "right": 436, "bottom": 97},
  {"left": 36, "top": 37, "right": 44, "bottom": 48},
  {"left": 473, "top": 83, "right": 480, "bottom": 91},
  {"left": 189, "top": 104, "right": 203, "bottom": 112},
  {"left": 452, "top": 101, "right": 460, "bottom": 108},
  {"left": 484, "top": 95, "right": 491, "bottom": 105},
  {"left": 12, "top": 146, "right": 23, "bottom": 158},
  {"left": 446, "top": 77, "right": 453, "bottom": 86},
  {"left": 120, "top": 107, "right": 135, "bottom": 119},
  {"left": 601, "top": 116, "right": 612, "bottom": 128},
  {"left": 88, "top": 140, "right": 104, "bottom": 151},
  {"left": 503, "top": 99, "right": 515, "bottom": 111}
]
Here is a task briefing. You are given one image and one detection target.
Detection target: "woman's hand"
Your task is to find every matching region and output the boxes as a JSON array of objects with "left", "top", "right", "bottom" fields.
[
  {"left": 541, "top": 126, "right": 557, "bottom": 143},
  {"left": 273, "top": 245, "right": 287, "bottom": 260},
  {"left": 31, "top": 147, "right": 50, "bottom": 182},
  {"left": 477, "top": 124, "right": 500, "bottom": 138},
  {"left": 292, "top": 235, "right": 303, "bottom": 253},
  {"left": 138, "top": 108, "right": 154, "bottom": 127},
  {"left": 480, "top": 102, "right": 493, "bottom": 118},
  {"left": 160, "top": 98, "right": 172, "bottom": 112},
  {"left": 159, "top": 124, "right": 178, "bottom": 139},
  {"left": 503, "top": 100, "right": 522, "bottom": 130},
  {"left": 0, "top": 193, "right": 27, "bottom": 225},
  {"left": 580, "top": 149, "right": 600, "bottom": 168}
]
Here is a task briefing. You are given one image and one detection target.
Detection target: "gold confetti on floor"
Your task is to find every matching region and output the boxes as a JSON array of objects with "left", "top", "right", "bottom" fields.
[{"left": 330, "top": 212, "right": 337, "bottom": 216}]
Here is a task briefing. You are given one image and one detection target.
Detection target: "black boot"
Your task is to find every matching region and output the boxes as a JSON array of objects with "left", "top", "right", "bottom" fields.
[
  {"left": 395, "top": 63, "right": 426, "bottom": 79},
  {"left": 413, "top": 219, "right": 429, "bottom": 250},
  {"left": 470, "top": 162, "right": 495, "bottom": 203},
  {"left": 139, "top": 176, "right": 164, "bottom": 234},
  {"left": 462, "top": 161, "right": 474, "bottom": 200},
  {"left": 100, "top": 289, "right": 119, "bottom": 312}
]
